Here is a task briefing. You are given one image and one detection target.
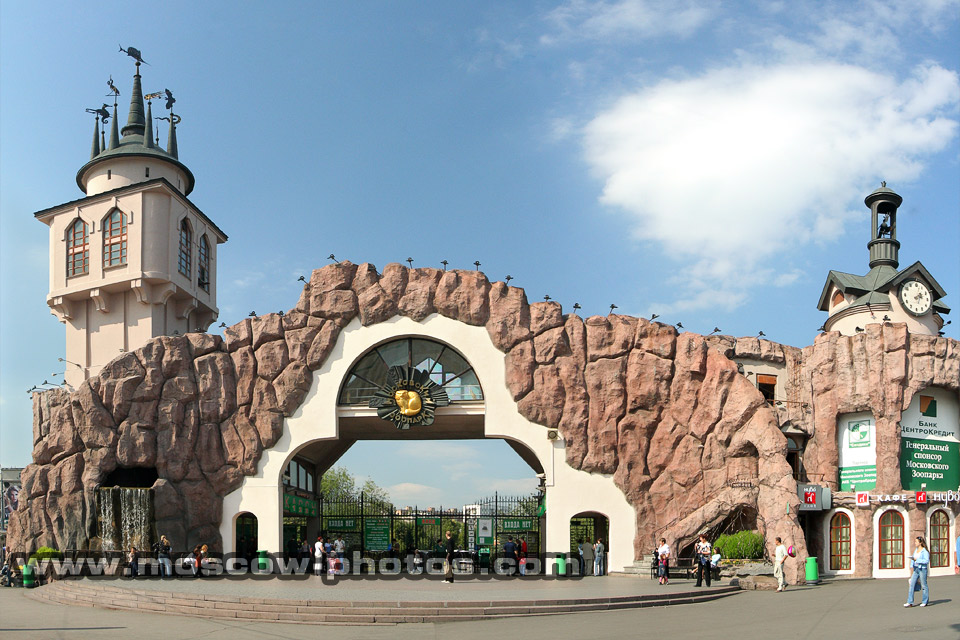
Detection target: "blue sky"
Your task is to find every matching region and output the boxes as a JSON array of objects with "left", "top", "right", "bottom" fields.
[{"left": 2, "top": 1, "right": 958, "bottom": 506}]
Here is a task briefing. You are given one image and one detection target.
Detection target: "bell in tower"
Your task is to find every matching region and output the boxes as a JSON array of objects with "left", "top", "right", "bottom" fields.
[{"left": 865, "top": 181, "right": 901, "bottom": 269}]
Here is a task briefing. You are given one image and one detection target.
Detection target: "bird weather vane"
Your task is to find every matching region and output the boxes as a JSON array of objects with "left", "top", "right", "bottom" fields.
[
  {"left": 106, "top": 75, "right": 120, "bottom": 102},
  {"left": 145, "top": 89, "right": 176, "bottom": 111},
  {"left": 119, "top": 45, "right": 148, "bottom": 66}
]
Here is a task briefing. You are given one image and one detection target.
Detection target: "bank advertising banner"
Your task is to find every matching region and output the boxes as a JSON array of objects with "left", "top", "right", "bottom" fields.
[
  {"left": 900, "top": 388, "right": 960, "bottom": 491},
  {"left": 838, "top": 412, "right": 876, "bottom": 491}
]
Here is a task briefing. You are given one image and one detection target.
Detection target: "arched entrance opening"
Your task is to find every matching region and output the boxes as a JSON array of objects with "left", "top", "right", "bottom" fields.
[
  {"left": 235, "top": 512, "right": 258, "bottom": 560},
  {"left": 570, "top": 511, "right": 609, "bottom": 576},
  {"left": 219, "top": 314, "right": 637, "bottom": 574}
]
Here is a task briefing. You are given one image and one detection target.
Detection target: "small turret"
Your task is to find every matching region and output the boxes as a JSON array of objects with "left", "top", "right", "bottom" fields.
[
  {"left": 107, "top": 103, "right": 120, "bottom": 150},
  {"left": 143, "top": 101, "right": 154, "bottom": 150},
  {"left": 865, "top": 182, "right": 901, "bottom": 269}
]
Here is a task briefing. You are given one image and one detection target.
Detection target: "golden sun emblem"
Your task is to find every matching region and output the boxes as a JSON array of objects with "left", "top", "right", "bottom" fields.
[{"left": 394, "top": 389, "right": 422, "bottom": 416}]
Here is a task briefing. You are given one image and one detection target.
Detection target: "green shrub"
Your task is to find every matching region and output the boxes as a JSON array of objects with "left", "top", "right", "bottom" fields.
[
  {"left": 28, "top": 547, "right": 63, "bottom": 564},
  {"left": 713, "top": 531, "right": 764, "bottom": 560}
]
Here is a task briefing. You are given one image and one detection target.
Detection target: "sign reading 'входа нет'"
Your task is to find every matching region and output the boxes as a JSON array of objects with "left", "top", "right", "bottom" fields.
[
  {"left": 839, "top": 412, "right": 877, "bottom": 491},
  {"left": 900, "top": 388, "right": 960, "bottom": 491}
]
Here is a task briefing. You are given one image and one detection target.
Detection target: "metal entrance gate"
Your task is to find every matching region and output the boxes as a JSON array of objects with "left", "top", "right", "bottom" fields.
[{"left": 297, "top": 492, "right": 543, "bottom": 571}]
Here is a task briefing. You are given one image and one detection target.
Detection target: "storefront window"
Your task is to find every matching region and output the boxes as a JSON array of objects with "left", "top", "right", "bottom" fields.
[
  {"left": 930, "top": 510, "right": 950, "bottom": 568},
  {"left": 829, "top": 512, "right": 851, "bottom": 571},
  {"left": 879, "top": 510, "right": 904, "bottom": 569}
]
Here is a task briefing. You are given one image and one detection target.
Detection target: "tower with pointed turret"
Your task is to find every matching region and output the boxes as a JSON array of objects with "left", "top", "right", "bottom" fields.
[
  {"left": 817, "top": 184, "right": 949, "bottom": 336},
  {"left": 34, "top": 56, "right": 227, "bottom": 388}
]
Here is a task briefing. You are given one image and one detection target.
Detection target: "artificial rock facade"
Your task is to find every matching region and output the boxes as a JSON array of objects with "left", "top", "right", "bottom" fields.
[{"left": 10, "top": 262, "right": 960, "bottom": 583}]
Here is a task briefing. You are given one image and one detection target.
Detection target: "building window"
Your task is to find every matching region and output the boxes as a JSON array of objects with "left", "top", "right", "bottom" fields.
[
  {"left": 198, "top": 235, "right": 210, "bottom": 292},
  {"left": 786, "top": 436, "right": 806, "bottom": 482},
  {"left": 832, "top": 290, "right": 845, "bottom": 307},
  {"left": 178, "top": 218, "right": 192, "bottom": 277},
  {"left": 829, "top": 512, "right": 851, "bottom": 571},
  {"left": 756, "top": 374, "right": 777, "bottom": 402},
  {"left": 879, "top": 510, "right": 904, "bottom": 569},
  {"left": 102, "top": 210, "right": 127, "bottom": 268},
  {"left": 930, "top": 510, "right": 950, "bottom": 568},
  {"left": 66, "top": 218, "right": 89, "bottom": 277}
]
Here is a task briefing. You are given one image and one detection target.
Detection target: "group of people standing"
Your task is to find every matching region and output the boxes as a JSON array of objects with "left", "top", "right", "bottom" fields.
[
  {"left": 312, "top": 534, "right": 346, "bottom": 575},
  {"left": 653, "top": 534, "right": 723, "bottom": 587},
  {"left": 576, "top": 537, "right": 606, "bottom": 576}
]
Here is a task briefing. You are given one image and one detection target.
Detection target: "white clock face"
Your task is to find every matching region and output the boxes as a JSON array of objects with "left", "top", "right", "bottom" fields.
[{"left": 900, "top": 280, "right": 932, "bottom": 316}]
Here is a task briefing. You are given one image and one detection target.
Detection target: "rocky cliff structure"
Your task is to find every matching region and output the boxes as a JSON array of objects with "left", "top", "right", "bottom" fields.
[{"left": 9, "top": 262, "right": 959, "bottom": 582}]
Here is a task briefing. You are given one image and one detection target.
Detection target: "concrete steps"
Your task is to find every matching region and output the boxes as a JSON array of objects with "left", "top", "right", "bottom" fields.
[{"left": 29, "top": 579, "right": 740, "bottom": 625}]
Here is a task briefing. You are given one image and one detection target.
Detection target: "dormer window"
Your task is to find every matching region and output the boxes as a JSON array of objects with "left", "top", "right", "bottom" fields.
[
  {"left": 178, "top": 218, "right": 192, "bottom": 277},
  {"left": 66, "top": 218, "right": 89, "bottom": 277},
  {"left": 102, "top": 210, "right": 127, "bottom": 268},
  {"left": 832, "top": 290, "right": 845, "bottom": 308}
]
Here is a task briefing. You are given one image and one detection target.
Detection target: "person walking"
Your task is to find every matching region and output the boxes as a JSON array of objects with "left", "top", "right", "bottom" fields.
[
  {"left": 904, "top": 536, "right": 930, "bottom": 607},
  {"left": 774, "top": 537, "right": 788, "bottom": 592},
  {"left": 657, "top": 538, "right": 670, "bottom": 585},
  {"left": 594, "top": 538, "right": 605, "bottom": 576},
  {"left": 581, "top": 538, "right": 595, "bottom": 576},
  {"left": 694, "top": 534, "right": 712, "bottom": 587},
  {"left": 444, "top": 530, "right": 455, "bottom": 583}
]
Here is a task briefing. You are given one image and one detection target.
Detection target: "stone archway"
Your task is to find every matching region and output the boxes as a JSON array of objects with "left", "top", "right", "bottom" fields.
[{"left": 12, "top": 260, "right": 810, "bottom": 581}]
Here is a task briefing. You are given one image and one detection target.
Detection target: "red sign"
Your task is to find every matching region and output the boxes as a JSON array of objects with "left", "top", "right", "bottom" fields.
[
  {"left": 856, "top": 491, "right": 870, "bottom": 506},
  {"left": 804, "top": 490, "right": 817, "bottom": 504},
  {"left": 916, "top": 491, "right": 927, "bottom": 504}
]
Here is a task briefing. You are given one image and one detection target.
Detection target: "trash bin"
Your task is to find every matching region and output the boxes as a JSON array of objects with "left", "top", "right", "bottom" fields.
[
  {"left": 479, "top": 548, "right": 491, "bottom": 571},
  {"left": 22, "top": 564, "right": 36, "bottom": 588},
  {"left": 805, "top": 556, "right": 819, "bottom": 584},
  {"left": 556, "top": 554, "right": 567, "bottom": 576},
  {"left": 256, "top": 550, "right": 269, "bottom": 572}
]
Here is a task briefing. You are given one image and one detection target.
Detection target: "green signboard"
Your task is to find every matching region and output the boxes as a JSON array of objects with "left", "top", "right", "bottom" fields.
[
  {"left": 417, "top": 517, "right": 441, "bottom": 526},
  {"left": 364, "top": 517, "right": 391, "bottom": 551},
  {"left": 501, "top": 518, "right": 534, "bottom": 531},
  {"left": 477, "top": 517, "right": 493, "bottom": 545},
  {"left": 900, "top": 390, "right": 960, "bottom": 491},
  {"left": 283, "top": 493, "right": 318, "bottom": 517},
  {"left": 325, "top": 517, "right": 359, "bottom": 531},
  {"left": 838, "top": 414, "right": 877, "bottom": 491}
]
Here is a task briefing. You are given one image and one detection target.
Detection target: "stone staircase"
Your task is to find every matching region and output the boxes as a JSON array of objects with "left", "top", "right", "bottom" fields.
[{"left": 29, "top": 579, "right": 740, "bottom": 625}]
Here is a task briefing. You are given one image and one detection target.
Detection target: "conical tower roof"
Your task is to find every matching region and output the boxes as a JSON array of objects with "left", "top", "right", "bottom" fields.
[
  {"left": 76, "top": 65, "right": 195, "bottom": 195},
  {"left": 121, "top": 68, "right": 146, "bottom": 138}
]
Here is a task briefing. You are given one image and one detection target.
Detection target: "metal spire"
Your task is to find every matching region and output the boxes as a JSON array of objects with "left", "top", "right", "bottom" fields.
[
  {"left": 121, "top": 67, "right": 146, "bottom": 138},
  {"left": 90, "top": 117, "right": 101, "bottom": 159},
  {"left": 107, "top": 103, "right": 120, "bottom": 150},
  {"left": 143, "top": 100, "right": 154, "bottom": 149},
  {"left": 166, "top": 114, "right": 179, "bottom": 158}
]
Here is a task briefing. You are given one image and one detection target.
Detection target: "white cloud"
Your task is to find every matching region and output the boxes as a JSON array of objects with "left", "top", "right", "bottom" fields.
[
  {"left": 386, "top": 482, "right": 444, "bottom": 503},
  {"left": 541, "top": 0, "right": 718, "bottom": 44},
  {"left": 583, "top": 62, "right": 959, "bottom": 311},
  {"left": 478, "top": 477, "right": 539, "bottom": 495}
]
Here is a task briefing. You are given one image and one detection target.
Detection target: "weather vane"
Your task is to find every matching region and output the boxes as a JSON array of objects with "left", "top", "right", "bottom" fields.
[
  {"left": 85, "top": 104, "right": 111, "bottom": 124},
  {"left": 106, "top": 75, "right": 120, "bottom": 103},
  {"left": 119, "top": 44, "right": 148, "bottom": 67}
]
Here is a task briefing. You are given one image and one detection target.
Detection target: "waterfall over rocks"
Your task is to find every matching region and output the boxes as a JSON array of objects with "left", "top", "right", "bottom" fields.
[{"left": 97, "top": 487, "right": 154, "bottom": 552}]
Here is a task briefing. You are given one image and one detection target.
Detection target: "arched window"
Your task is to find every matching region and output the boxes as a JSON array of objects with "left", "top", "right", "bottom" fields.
[
  {"left": 177, "top": 218, "right": 192, "bottom": 277},
  {"left": 66, "top": 218, "right": 89, "bottom": 277},
  {"left": 338, "top": 338, "right": 483, "bottom": 405},
  {"left": 102, "top": 210, "right": 127, "bottom": 268},
  {"left": 930, "top": 510, "right": 950, "bottom": 568},
  {"left": 831, "top": 290, "right": 845, "bottom": 307},
  {"left": 879, "top": 510, "right": 904, "bottom": 569},
  {"left": 198, "top": 235, "right": 210, "bottom": 292},
  {"left": 829, "top": 512, "right": 851, "bottom": 570}
]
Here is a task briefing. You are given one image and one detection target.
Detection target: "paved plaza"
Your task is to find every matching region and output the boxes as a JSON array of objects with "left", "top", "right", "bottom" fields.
[{"left": 1, "top": 576, "right": 957, "bottom": 639}]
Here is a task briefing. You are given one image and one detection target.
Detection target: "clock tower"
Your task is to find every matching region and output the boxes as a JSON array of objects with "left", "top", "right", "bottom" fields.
[
  {"left": 816, "top": 184, "right": 949, "bottom": 336},
  {"left": 34, "top": 54, "right": 227, "bottom": 388}
]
